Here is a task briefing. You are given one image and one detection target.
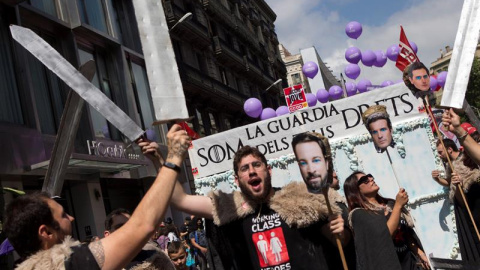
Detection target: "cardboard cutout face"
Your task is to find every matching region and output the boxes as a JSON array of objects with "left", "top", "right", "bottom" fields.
[
  {"left": 369, "top": 119, "right": 393, "bottom": 151},
  {"left": 294, "top": 141, "right": 329, "bottom": 192},
  {"left": 409, "top": 68, "right": 430, "bottom": 92}
]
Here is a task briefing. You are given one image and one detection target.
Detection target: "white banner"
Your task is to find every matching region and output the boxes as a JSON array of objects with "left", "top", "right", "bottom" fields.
[{"left": 189, "top": 84, "right": 423, "bottom": 179}]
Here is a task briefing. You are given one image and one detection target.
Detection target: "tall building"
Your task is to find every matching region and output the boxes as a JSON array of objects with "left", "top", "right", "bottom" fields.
[
  {"left": 0, "top": 0, "right": 287, "bottom": 256},
  {"left": 279, "top": 44, "right": 311, "bottom": 93},
  {"left": 0, "top": 0, "right": 189, "bottom": 247},
  {"left": 279, "top": 44, "right": 339, "bottom": 95},
  {"left": 430, "top": 44, "right": 480, "bottom": 74},
  {"left": 163, "top": 0, "right": 287, "bottom": 136}
]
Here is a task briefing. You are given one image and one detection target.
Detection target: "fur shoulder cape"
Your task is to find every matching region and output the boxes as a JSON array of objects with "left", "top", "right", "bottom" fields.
[
  {"left": 15, "top": 236, "right": 79, "bottom": 270},
  {"left": 15, "top": 236, "right": 175, "bottom": 270},
  {"left": 208, "top": 182, "right": 343, "bottom": 228}
]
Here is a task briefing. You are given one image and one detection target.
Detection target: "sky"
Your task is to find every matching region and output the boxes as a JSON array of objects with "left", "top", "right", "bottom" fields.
[{"left": 264, "top": 0, "right": 464, "bottom": 86}]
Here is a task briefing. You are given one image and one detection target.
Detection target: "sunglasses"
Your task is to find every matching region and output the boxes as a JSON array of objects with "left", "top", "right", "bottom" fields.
[
  {"left": 414, "top": 75, "right": 429, "bottom": 80},
  {"left": 357, "top": 174, "right": 374, "bottom": 185}
]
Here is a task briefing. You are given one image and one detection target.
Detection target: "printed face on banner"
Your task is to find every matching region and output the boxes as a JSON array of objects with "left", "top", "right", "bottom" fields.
[{"left": 284, "top": 84, "right": 308, "bottom": 113}]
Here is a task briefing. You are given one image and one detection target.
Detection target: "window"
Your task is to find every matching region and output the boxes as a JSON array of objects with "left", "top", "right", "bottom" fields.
[
  {"left": 78, "top": 49, "right": 120, "bottom": 140},
  {"left": 224, "top": 117, "right": 232, "bottom": 130},
  {"left": 219, "top": 67, "right": 229, "bottom": 85},
  {"left": 26, "top": 34, "right": 65, "bottom": 135},
  {"left": 77, "top": 0, "right": 108, "bottom": 33},
  {"left": 208, "top": 112, "right": 219, "bottom": 134},
  {"left": 130, "top": 62, "right": 162, "bottom": 143},
  {"left": 292, "top": 73, "right": 301, "bottom": 85},
  {"left": 28, "top": 0, "right": 57, "bottom": 17},
  {"left": 0, "top": 15, "right": 23, "bottom": 125},
  {"left": 195, "top": 109, "right": 205, "bottom": 137}
]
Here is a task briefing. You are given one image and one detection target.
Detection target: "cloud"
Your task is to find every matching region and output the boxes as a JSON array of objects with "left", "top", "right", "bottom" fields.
[{"left": 266, "top": 0, "right": 462, "bottom": 86}]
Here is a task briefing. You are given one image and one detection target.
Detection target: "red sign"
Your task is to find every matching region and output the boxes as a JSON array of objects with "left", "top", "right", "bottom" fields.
[
  {"left": 395, "top": 26, "right": 419, "bottom": 72},
  {"left": 284, "top": 84, "right": 308, "bottom": 113}
]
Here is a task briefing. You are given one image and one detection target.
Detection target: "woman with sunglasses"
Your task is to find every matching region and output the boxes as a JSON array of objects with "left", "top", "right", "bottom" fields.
[{"left": 343, "top": 171, "right": 430, "bottom": 270}]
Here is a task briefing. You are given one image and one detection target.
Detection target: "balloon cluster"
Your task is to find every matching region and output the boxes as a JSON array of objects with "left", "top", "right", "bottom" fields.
[
  {"left": 243, "top": 98, "right": 291, "bottom": 121},
  {"left": 343, "top": 21, "right": 420, "bottom": 96}
]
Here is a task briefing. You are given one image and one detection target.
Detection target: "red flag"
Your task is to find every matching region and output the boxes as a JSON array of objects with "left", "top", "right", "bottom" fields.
[
  {"left": 395, "top": 26, "right": 419, "bottom": 72},
  {"left": 179, "top": 122, "right": 200, "bottom": 140}
]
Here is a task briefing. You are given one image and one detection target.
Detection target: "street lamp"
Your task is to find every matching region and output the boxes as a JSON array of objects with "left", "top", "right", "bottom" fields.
[
  {"left": 169, "top": 12, "right": 193, "bottom": 32},
  {"left": 263, "top": 79, "right": 282, "bottom": 94}
]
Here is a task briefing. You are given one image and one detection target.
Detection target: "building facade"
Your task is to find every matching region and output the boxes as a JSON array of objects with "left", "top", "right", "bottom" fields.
[
  {"left": 0, "top": 0, "right": 193, "bottom": 250},
  {"left": 279, "top": 44, "right": 312, "bottom": 93},
  {"left": 0, "top": 1, "right": 287, "bottom": 259}
]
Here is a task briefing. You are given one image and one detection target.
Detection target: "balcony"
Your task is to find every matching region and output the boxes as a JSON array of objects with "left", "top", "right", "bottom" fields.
[
  {"left": 201, "top": 0, "right": 237, "bottom": 31},
  {"left": 213, "top": 36, "right": 246, "bottom": 72},
  {"left": 249, "top": 8, "right": 260, "bottom": 25},
  {"left": 179, "top": 63, "right": 247, "bottom": 107},
  {"left": 261, "top": 21, "right": 270, "bottom": 36},
  {"left": 239, "top": 0, "right": 249, "bottom": 14},
  {"left": 270, "top": 31, "right": 279, "bottom": 44},
  {"left": 163, "top": 1, "right": 210, "bottom": 48}
]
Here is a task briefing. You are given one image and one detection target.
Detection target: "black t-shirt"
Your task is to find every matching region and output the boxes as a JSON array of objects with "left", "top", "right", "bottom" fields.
[
  {"left": 65, "top": 243, "right": 100, "bottom": 270},
  {"left": 240, "top": 203, "right": 330, "bottom": 270}
]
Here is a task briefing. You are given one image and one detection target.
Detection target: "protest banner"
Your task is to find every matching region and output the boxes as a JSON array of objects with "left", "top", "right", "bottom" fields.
[{"left": 188, "top": 83, "right": 459, "bottom": 260}]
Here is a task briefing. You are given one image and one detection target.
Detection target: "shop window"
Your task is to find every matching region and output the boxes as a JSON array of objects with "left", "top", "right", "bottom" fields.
[
  {"left": 26, "top": 34, "right": 65, "bottom": 135},
  {"left": 78, "top": 49, "right": 120, "bottom": 141}
]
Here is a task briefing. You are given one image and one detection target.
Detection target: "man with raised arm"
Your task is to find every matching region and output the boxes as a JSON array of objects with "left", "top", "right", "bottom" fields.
[
  {"left": 4, "top": 124, "right": 190, "bottom": 270},
  {"left": 141, "top": 141, "right": 347, "bottom": 269}
]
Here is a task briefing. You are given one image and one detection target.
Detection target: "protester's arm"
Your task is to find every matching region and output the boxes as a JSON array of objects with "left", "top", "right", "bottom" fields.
[
  {"left": 91, "top": 124, "right": 190, "bottom": 270},
  {"left": 431, "top": 170, "right": 449, "bottom": 186},
  {"left": 443, "top": 109, "right": 480, "bottom": 165},
  {"left": 139, "top": 140, "right": 214, "bottom": 219},
  {"left": 386, "top": 189, "right": 408, "bottom": 236},
  {"left": 407, "top": 234, "right": 430, "bottom": 269}
]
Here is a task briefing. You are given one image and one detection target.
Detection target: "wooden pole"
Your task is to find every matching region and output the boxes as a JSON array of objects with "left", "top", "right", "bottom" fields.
[
  {"left": 424, "top": 97, "right": 480, "bottom": 242},
  {"left": 323, "top": 189, "right": 349, "bottom": 270}
]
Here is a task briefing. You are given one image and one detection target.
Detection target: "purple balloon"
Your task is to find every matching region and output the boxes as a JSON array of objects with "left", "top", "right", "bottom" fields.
[
  {"left": 306, "top": 93, "right": 317, "bottom": 107},
  {"left": 329, "top": 85, "right": 343, "bottom": 100},
  {"left": 316, "top": 89, "right": 330, "bottom": 103},
  {"left": 302, "top": 61, "right": 319, "bottom": 79},
  {"left": 373, "top": 50, "right": 387, "bottom": 67},
  {"left": 344, "top": 63, "right": 361, "bottom": 80},
  {"left": 430, "top": 76, "right": 438, "bottom": 91},
  {"left": 244, "top": 98, "right": 263, "bottom": 118},
  {"left": 345, "top": 82, "right": 357, "bottom": 97},
  {"left": 386, "top": 44, "right": 399, "bottom": 61},
  {"left": 409, "top": 41, "right": 418, "bottom": 54},
  {"left": 345, "top": 47, "right": 362, "bottom": 64},
  {"left": 357, "top": 79, "right": 372, "bottom": 93},
  {"left": 381, "top": 80, "right": 394, "bottom": 87},
  {"left": 276, "top": 106, "right": 290, "bottom": 116},
  {"left": 345, "top": 21, "right": 362, "bottom": 39},
  {"left": 260, "top": 108, "right": 276, "bottom": 120},
  {"left": 361, "top": 50, "right": 376, "bottom": 67},
  {"left": 437, "top": 71, "right": 448, "bottom": 88}
]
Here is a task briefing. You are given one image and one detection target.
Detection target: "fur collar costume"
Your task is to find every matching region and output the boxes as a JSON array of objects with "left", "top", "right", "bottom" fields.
[
  {"left": 15, "top": 236, "right": 79, "bottom": 270},
  {"left": 15, "top": 236, "right": 175, "bottom": 270},
  {"left": 208, "top": 181, "right": 343, "bottom": 228}
]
